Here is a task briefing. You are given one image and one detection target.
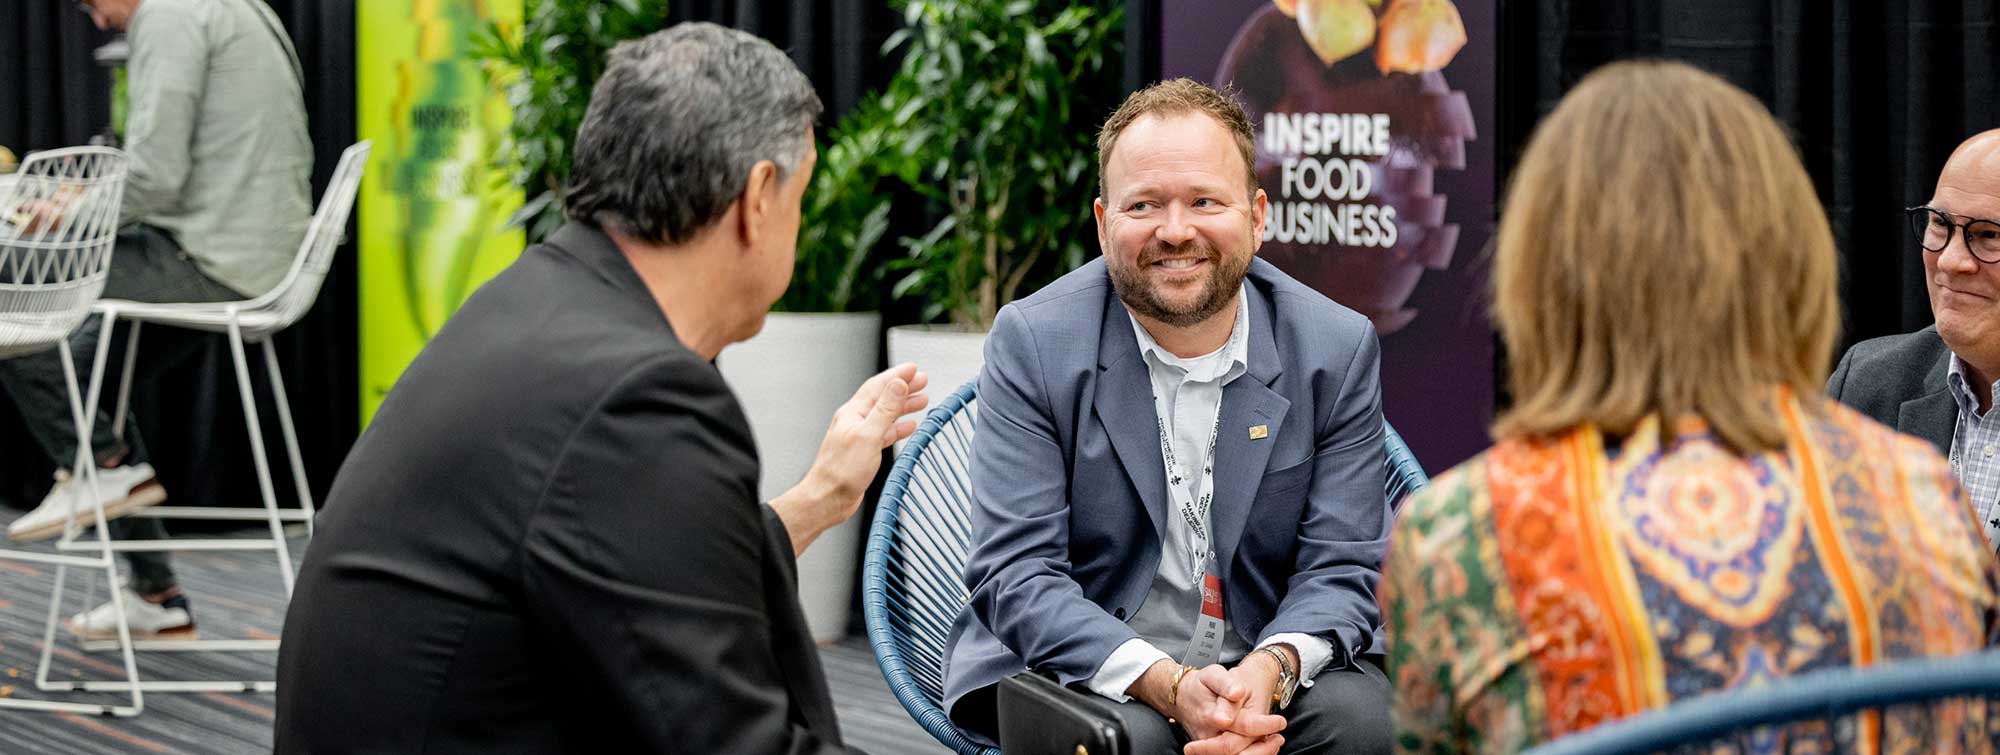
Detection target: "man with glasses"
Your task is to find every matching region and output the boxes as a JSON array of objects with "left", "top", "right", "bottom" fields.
[
  {"left": 1829, "top": 128, "right": 2000, "bottom": 548},
  {"left": 0, "top": 0, "right": 311, "bottom": 640}
]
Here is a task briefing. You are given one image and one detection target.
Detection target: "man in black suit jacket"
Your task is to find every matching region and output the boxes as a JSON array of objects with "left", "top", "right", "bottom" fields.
[
  {"left": 1828, "top": 129, "right": 2000, "bottom": 547},
  {"left": 274, "top": 24, "right": 926, "bottom": 753}
]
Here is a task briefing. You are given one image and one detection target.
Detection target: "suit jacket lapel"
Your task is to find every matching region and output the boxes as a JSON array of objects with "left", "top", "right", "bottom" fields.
[
  {"left": 1209, "top": 285, "right": 1289, "bottom": 574},
  {"left": 1097, "top": 292, "right": 1171, "bottom": 545},
  {"left": 1899, "top": 350, "right": 1958, "bottom": 456}
]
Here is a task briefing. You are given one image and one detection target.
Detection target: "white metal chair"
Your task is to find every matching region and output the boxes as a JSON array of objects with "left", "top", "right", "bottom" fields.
[
  {"left": 41, "top": 141, "right": 371, "bottom": 695},
  {"left": 0, "top": 146, "right": 146, "bottom": 715}
]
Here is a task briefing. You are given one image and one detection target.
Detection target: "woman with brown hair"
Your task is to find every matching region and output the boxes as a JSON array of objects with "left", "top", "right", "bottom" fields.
[{"left": 1380, "top": 60, "right": 2000, "bottom": 753}]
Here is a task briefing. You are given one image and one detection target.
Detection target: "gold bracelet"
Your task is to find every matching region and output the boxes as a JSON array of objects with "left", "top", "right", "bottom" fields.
[{"left": 1165, "top": 663, "right": 1195, "bottom": 708}]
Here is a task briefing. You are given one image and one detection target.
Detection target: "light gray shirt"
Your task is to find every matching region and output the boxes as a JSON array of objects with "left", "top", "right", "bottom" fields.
[
  {"left": 1084, "top": 287, "right": 1334, "bottom": 702},
  {"left": 1945, "top": 353, "right": 2000, "bottom": 548},
  {"left": 123, "top": 0, "right": 312, "bottom": 297}
]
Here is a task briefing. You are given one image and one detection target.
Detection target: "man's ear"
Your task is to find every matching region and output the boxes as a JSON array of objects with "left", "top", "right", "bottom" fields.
[
  {"left": 1250, "top": 188, "right": 1268, "bottom": 253},
  {"left": 738, "top": 159, "right": 780, "bottom": 249},
  {"left": 1093, "top": 196, "right": 1109, "bottom": 258}
]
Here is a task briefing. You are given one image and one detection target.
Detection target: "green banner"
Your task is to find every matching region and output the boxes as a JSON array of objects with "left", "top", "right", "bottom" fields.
[{"left": 356, "top": 0, "right": 524, "bottom": 422}]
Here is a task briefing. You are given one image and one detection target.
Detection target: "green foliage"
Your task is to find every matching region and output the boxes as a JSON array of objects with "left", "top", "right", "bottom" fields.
[
  {"left": 877, "top": 0, "right": 1124, "bottom": 328},
  {"left": 470, "top": 0, "right": 668, "bottom": 243},
  {"left": 466, "top": 0, "right": 1123, "bottom": 320},
  {"left": 787, "top": 0, "right": 1123, "bottom": 321},
  {"left": 779, "top": 96, "right": 899, "bottom": 313}
]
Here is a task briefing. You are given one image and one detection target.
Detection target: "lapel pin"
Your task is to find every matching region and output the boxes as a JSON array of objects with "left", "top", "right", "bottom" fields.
[{"left": 1248, "top": 425, "right": 1268, "bottom": 440}]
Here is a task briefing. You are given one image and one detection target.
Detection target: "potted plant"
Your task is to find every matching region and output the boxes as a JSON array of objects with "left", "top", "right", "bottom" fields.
[
  {"left": 875, "top": 0, "right": 1125, "bottom": 404},
  {"left": 471, "top": 0, "right": 668, "bottom": 244},
  {"left": 727, "top": 0, "right": 1122, "bottom": 635}
]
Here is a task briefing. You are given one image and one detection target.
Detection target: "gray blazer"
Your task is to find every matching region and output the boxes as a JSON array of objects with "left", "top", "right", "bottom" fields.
[
  {"left": 941, "top": 257, "right": 1388, "bottom": 715},
  {"left": 1825, "top": 325, "right": 1954, "bottom": 455}
]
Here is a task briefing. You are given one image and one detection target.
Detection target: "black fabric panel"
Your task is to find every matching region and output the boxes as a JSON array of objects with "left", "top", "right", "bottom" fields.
[
  {"left": 1495, "top": 0, "right": 2000, "bottom": 356},
  {"left": 1124, "top": 0, "right": 1160, "bottom": 96},
  {"left": 0, "top": 3, "right": 112, "bottom": 152},
  {"left": 668, "top": 0, "right": 902, "bottom": 120}
]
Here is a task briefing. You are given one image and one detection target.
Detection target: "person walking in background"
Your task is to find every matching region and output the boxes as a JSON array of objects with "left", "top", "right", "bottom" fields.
[
  {"left": 1381, "top": 60, "right": 2000, "bottom": 754},
  {"left": 1, "top": 0, "right": 313, "bottom": 643}
]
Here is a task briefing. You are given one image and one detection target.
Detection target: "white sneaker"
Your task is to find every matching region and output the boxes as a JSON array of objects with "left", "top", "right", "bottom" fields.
[
  {"left": 65, "top": 587, "right": 197, "bottom": 642},
  {"left": 6, "top": 463, "right": 168, "bottom": 542}
]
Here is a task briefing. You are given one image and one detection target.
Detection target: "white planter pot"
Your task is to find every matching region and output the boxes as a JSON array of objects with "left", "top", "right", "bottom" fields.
[
  {"left": 886, "top": 324, "right": 988, "bottom": 431},
  {"left": 717, "top": 311, "right": 881, "bottom": 643}
]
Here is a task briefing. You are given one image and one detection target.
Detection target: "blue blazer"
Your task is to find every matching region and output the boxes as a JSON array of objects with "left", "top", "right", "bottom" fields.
[{"left": 941, "top": 257, "right": 1389, "bottom": 715}]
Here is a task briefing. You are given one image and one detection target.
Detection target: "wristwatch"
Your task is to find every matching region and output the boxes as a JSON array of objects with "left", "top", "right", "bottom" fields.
[{"left": 1261, "top": 646, "right": 1299, "bottom": 709}]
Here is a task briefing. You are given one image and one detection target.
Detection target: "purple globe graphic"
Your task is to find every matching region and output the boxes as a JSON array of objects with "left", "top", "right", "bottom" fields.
[{"left": 1216, "top": 4, "right": 1475, "bottom": 335}]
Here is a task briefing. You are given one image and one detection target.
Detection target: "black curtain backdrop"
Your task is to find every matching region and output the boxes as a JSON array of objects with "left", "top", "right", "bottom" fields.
[
  {"left": 0, "top": 2, "right": 898, "bottom": 516},
  {"left": 1496, "top": 0, "right": 2000, "bottom": 355},
  {"left": 19, "top": 0, "right": 1982, "bottom": 522},
  {"left": 0, "top": 1, "right": 359, "bottom": 518},
  {"left": 670, "top": 0, "right": 903, "bottom": 120}
]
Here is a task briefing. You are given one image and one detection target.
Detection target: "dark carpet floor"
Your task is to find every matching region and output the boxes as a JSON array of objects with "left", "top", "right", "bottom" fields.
[{"left": 0, "top": 506, "right": 945, "bottom": 754}]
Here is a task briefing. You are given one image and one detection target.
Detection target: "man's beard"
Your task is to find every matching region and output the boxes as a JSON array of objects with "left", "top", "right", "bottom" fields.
[{"left": 1108, "top": 240, "right": 1251, "bottom": 328}]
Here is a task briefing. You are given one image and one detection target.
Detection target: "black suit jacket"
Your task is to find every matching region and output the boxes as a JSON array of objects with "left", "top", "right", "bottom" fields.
[
  {"left": 1825, "top": 325, "right": 1956, "bottom": 455},
  {"left": 275, "top": 223, "right": 855, "bottom": 754}
]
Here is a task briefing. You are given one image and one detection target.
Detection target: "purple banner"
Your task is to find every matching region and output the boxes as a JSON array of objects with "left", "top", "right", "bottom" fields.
[{"left": 1161, "top": 0, "right": 1496, "bottom": 471}]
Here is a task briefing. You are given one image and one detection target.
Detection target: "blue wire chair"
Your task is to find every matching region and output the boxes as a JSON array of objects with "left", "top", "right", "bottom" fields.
[
  {"left": 1521, "top": 650, "right": 2000, "bottom": 755},
  {"left": 862, "top": 380, "right": 1431, "bottom": 754}
]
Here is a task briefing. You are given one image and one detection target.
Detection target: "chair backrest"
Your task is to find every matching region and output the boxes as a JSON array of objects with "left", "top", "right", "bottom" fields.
[
  {"left": 1383, "top": 421, "right": 1428, "bottom": 509},
  {"left": 863, "top": 380, "right": 1431, "bottom": 755},
  {"left": 865, "top": 382, "right": 990, "bottom": 755},
  {"left": 1521, "top": 650, "right": 2000, "bottom": 755},
  {"left": 0, "top": 146, "right": 129, "bottom": 358},
  {"left": 246, "top": 140, "right": 370, "bottom": 330}
]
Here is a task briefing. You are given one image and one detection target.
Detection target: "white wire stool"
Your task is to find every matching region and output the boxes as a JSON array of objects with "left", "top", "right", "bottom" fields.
[
  {"left": 0, "top": 146, "right": 147, "bottom": 715},
  {"left": 41, "top": 141, "right": 371, "bottom": 696}
]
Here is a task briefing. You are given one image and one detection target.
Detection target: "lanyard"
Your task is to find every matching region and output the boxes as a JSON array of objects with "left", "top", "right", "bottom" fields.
[
  {"left": 1154, "top": 385, "right": 1231, "bottom": 667},
  {"left": 1155, "top": 398, "right": 1222, "bottom": 584}
]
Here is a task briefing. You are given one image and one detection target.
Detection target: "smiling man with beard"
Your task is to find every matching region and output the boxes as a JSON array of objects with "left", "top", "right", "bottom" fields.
[{"left": 941, "top": 79, "right": 1392, "bottom": 755}]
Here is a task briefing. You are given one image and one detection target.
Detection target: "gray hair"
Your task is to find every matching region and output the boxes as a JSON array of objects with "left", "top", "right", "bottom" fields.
[{"left": 564, "top": 22, "right": 822, "bottom": 244}]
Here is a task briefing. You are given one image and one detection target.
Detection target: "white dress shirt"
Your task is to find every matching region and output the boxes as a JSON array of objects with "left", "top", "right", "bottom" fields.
[{"left": 1084, "top": 287, "right": 1335, "bottom": 703}]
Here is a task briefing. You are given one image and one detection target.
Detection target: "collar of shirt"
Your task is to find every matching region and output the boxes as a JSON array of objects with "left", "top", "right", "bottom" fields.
[
  {"left": 1125, "top": 284, "right": 1250, "bottom": 386},
  {"left": 1946, "top": 352, "right": 2000, "bottom": 419}
]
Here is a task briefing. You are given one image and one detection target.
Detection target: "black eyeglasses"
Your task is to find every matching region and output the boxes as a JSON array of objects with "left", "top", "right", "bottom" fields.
[{"left": 1908, "top": 206, "right": 2000, "bottom": 264}]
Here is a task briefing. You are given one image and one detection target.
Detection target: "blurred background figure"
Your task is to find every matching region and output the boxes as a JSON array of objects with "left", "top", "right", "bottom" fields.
[
  {"left": 1379, "top": 60, "right": 2000, "bottom": 754},
  {"left": 0, "top": 0, "right": 311, "bottom": 642}
]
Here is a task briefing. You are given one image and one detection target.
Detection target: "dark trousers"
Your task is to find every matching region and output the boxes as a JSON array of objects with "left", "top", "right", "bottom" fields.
[
  {"left": 961, "top": 656, "right": 1393, "bottom": 754},
  {"left": 0, "top": 224, "right": 242, "bottom": 593}
]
